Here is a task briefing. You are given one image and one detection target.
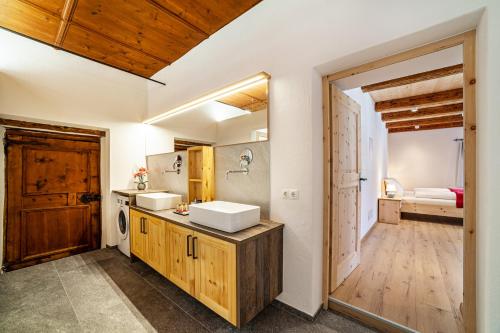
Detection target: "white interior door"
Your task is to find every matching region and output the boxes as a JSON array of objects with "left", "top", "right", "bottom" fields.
[{"left": 330, "top": 84, "right": 362, "bottom": 292}]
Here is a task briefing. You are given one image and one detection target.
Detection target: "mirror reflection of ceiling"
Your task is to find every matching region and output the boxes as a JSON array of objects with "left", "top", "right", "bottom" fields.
[
  {"left": 216, "top": 80, "right": 268, "bottom": 112},
  {"left": 156, "top": 79, "right": 268, "bottom": 129},
  {"left": 154, "top": 79, "right": 268, "bottom": 147}
]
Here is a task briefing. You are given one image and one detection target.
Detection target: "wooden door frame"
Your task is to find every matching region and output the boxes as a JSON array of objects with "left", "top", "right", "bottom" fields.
[{"left": 322, "top": 30, "right": 476, "bottom": 332}]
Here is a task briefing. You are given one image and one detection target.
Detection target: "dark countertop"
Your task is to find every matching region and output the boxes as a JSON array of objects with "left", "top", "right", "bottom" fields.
[
  {"left": 130, "top": 205, "right": 283, "bottom": 244},
  {"left": 112, "top": 189, "right": 169, "bottom": 197}
]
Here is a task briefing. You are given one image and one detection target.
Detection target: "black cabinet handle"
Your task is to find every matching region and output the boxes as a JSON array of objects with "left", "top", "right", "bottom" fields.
[
  {"left": 140, "top": 217, "right": 144, "bottom": 233},
  {"left": 187, "top": 235, "right": 192, "bottom": 257},
  {"left": 143, "top": 218, "right": 147, "bottom": 234},
  {"left": 192, "top": 237, "right": 198, "bottom": 259}
]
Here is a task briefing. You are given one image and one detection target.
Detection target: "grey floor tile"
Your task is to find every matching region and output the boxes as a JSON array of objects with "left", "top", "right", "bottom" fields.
[
  {"left": 0, "top": 249, "right": 374, "bottom": 333},
  {"left": 0, "top": 262, "right": 81, "bottom": 333},
  {"left": 54, "top": 256, "right": 148, "bottom": 333},
  {"left": 97, "top": 258, "right": 208, "bottom": 333}
]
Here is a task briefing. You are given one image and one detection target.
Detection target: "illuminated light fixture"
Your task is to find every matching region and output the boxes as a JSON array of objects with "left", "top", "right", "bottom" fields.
[
  {"left": 143, "top": 72, "right": 270, "bottom": 125},
  {"left": 411, "top": 107, "right": 418, "bottom": 113},
  {"left": 415, "top": 125, "right": 420, "bottom": 129}
]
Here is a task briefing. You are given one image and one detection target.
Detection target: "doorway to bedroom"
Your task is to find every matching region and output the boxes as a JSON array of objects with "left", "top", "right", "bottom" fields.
[{"left": 322, "top": 31, "right": 475, "bottom": 333}]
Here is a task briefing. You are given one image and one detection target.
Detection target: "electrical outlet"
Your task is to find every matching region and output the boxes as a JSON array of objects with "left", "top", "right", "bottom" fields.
[
  {"left": 281, "top": 189, "right": 289, "bottom": 199},
  {"left": 289, "top": 189, "right": 299, "bottom": 200}
]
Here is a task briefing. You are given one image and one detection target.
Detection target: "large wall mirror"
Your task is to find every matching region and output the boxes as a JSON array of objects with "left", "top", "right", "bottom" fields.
[{"left": 146, "top": 72, "right": 269, "bottom": 152}]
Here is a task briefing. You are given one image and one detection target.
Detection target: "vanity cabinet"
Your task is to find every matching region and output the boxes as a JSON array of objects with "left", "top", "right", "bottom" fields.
[
  {"left": 130, "top": 209, "right": 166, "bottom": 276},
  {"left": 130, "top": 207, "right": 283, "bottom": 328}
]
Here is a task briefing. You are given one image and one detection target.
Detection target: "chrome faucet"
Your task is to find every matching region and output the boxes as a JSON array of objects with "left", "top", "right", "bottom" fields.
[
  {"left": 162, "top": 155, "right": 182, "bottom": 175},
  {"left": 225, "top": 148, "right": 253, "bottom": 180},
  {"left": 225, "top": 168, "right": 249, "bottom": 179}
]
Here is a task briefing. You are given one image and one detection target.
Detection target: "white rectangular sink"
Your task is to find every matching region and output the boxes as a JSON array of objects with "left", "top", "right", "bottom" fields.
[
  {"left": 189, "top": 201, "right": 260, "bottom": 233},
  {"left": 136, "top": 192, "right": 181, "bottom": 211}
]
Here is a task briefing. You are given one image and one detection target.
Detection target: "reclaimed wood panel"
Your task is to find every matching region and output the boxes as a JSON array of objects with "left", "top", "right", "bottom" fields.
[
  {"left": 238, "top": 227, "right": 283, "bottom": 325},
  {"left": 4, "top": 129, "right": 101, "bottom": 270}
]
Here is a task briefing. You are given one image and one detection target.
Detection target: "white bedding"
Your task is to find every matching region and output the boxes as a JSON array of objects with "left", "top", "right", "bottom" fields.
[
  {"left": 401, "top": 196, "right": 457, "bottom": 207},
  {"left": 414, "top": 187, "right": 456, "bottom": 200}
]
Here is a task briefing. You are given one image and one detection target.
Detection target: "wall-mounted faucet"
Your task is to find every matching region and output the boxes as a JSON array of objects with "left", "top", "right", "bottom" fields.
[
  {"left": 162, "top": 155, "right": 182, "bottom": 175},
  {"left": 225, "top": 148, "right": 253, "bottom": 180}
]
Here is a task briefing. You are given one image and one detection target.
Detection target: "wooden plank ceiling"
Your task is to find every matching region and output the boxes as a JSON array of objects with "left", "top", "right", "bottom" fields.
[
  {"left": 216, "top": 79, "right": 268, "bottom": 112},
  {"left": 0, "top": 0, "right": 260, "bottom": 78},
  {"left": 361, "top": 64, "right": 464, "bottom": 133}
]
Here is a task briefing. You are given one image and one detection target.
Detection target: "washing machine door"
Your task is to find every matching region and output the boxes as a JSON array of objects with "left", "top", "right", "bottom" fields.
[{"left": 117, "top": 208, "right": 128, "bottom": 240}]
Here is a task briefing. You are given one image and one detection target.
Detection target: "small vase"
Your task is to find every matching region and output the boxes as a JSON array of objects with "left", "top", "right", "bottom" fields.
[{"left": 137, "top": 182, "right": 146, "bottom": 190}]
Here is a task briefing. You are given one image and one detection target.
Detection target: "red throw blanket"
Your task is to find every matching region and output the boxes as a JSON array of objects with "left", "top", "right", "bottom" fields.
[{"left": 449, "top": 187, "right": 464, "bottom": 208}]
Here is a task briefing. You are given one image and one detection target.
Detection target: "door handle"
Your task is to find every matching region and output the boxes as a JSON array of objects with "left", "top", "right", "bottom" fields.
[
  {"left": 192, "top": 237, "right": 198, "bottom": 259},
  {"left": 359, "top": 177, "right": 367, "bottom": 191},
  {"left": 140, "top": 217, "right": 144, "bottom": 233},
  {"left": 187, "top": 235, "right": 192, "bottom": 257},
  {"left": 143, "top": 218, "right": 147, "bottom": 234},
  {"left": 80, "top": 193, "right": 102, "bottom": 203}
]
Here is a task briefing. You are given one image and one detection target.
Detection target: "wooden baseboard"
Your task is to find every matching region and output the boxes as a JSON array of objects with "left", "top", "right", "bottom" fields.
[{"left": 328, "top": 298, "right": 416, "bottom": 333}]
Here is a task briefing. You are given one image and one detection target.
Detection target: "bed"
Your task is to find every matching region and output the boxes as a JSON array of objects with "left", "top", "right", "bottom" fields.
[{"left": 383, "top": 179, "right": 464, "bottom": 219}]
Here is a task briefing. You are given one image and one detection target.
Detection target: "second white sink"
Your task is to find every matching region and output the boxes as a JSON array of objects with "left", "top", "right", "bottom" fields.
[
  {"left": 136, "top": 192, "right": 181, "bottom": 211},
  {"left": 189, "top": 201, "right": 260, "bottom": 233}
]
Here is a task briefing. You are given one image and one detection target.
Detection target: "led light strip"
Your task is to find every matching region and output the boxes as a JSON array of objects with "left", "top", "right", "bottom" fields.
[{"left": 143, "top": 72, "right": 270, "bottom": 125}]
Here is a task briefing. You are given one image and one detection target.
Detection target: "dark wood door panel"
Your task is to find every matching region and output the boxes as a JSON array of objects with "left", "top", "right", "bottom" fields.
[
  {"left": 23, "top": 147, "right": 90, "bottom": 195},
  {"left": 21, "top": 206, "right": 91, "bottom": 261},
  {"left": 22, "top": 193, "right": 69, "bottom": 209},
  {"left": 4, "top": 129, "right": 101, "bottom": 270}
]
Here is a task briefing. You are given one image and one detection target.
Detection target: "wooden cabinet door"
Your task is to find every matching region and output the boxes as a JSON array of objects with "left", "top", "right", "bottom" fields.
[
  {"left": 145, "top": 216, "right": 166, "bottom": 276},
  {"left": 130, "top": 210, "right": 146, "bottom": 261},
  {"left": 166, "top": 223, "right": 194, "bottom": 294},
  {"left": 193, "top": 232, "right": 237, "bottom": 325}
]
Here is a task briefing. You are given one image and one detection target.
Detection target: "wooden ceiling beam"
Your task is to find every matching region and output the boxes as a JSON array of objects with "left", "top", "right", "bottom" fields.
[
  {"left": 55, "top": 0, "right": 78, "bottom": 46},
  {"left": 382, "top": 103, "right": 463, "bottom": 122},
  {"left": 362, "top": 64, "right": 463, "bottom": 92},
  {"left": 386, "top": 114, "right": 463, "bottom": 129},
  {"left": 388, "top": 121, "right": 463, "bottom": 133},
  {"left": 375, "top": 88, "right": 463, "bottom": 112}
]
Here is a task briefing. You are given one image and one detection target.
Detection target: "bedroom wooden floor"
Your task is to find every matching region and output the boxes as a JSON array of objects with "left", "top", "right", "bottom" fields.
[{"left": 331, "top": 219, "right": 463, "bottom": 333}]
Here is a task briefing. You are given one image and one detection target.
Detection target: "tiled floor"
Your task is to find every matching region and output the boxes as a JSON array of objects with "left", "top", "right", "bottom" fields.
[{"left": 0, "top": 249, "right": 374, "bottom": 332}]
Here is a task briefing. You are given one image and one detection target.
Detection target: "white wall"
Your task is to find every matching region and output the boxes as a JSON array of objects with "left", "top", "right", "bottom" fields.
[
  {"left": 388, "top": 128, "right": 463, "bottom": 190},
  {"left": 344, "top": 88, "right": 388, "bottom": 238},
  {"left": 146, "top": 1, "right": 499, "bottom": 329},
  {"left": 476, "top": 3, "right": 500, "bottom": 332},
  {"left": 0, "top": 29, "right": 149, "bottom": 248}
]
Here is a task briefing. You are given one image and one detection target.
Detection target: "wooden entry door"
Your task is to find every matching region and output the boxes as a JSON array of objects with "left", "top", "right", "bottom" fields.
[
  {"left": 4, "top": 129, "right": 101, "bottom": 270},
  {"left": 329, "top": 85, "right": 362, "bottom": 292}
]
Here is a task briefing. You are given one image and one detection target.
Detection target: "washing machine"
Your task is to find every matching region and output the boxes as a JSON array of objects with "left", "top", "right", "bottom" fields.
[{"left": 116, "top": 195, "right": 130, "bottom": 257}]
